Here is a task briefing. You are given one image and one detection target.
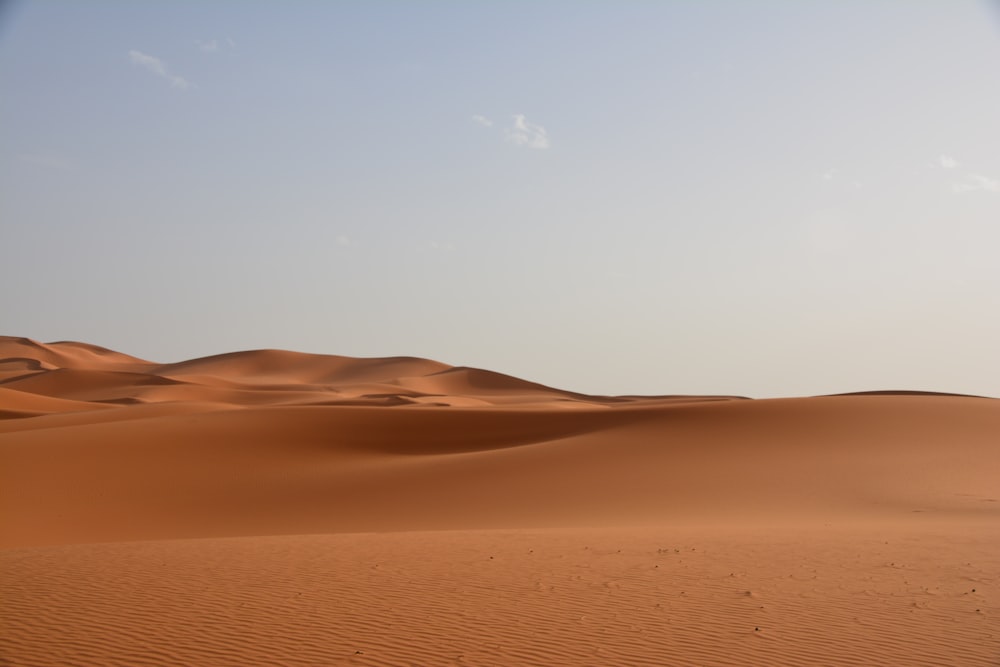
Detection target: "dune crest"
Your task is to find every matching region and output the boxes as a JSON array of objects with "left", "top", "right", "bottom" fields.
[{"left": 0, "top": 336, "right": 743, "bottom": 413}]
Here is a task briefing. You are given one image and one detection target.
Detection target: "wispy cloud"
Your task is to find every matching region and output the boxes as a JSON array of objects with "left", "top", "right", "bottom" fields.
[
  {"left": 128, "top": 50, "right": 191, "bottom": 89},
  {"left": 471, "top": 114, "right": 493, "bottom": 128},
  {"left": 939, "top": 155, "right": 959, "bottom": 169},
  {"left": 952, "top": 173, "right": 999, "bottom": 193},
  {"left": 197, "top": 37, "right": 235, "bottom": 53},
  {"left": 505, "top": 114, "right": 550, "bottom": 149}
]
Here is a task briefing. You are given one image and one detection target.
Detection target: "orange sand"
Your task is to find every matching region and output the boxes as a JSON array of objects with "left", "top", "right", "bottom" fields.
[{"left": 1, "top": 336, "right": 997, "bottom": 665}]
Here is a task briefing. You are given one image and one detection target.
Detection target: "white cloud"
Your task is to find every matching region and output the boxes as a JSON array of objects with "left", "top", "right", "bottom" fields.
[
  {"left": 969, "top": 173, "right": 1000, "bottom": 191},
  {"left": 335, "top": 235, "right": 351, "bottom": 247},
  {"left": 197, "top": 38, "right": 235, "bottom": 53},
  {"left": 129, "top": 50, "right": 166, "bottom": 75},
  {"left": 939, "top": 155, "right": 959, "bottom": 169},
  {"left": 505, "top": 114, "right": 550, "bottom": 149},
  {"left": 472, "top": 114, "right": 493, "bottom": 128},
  {"left": 821, "top": 168, "right": 836, "bottom": 181},
  {"left": 952, "top": 173, "right": 999, "bottom": 194},
  {"left": 128, "top": 50, "right": 191, "bottom": 89}
]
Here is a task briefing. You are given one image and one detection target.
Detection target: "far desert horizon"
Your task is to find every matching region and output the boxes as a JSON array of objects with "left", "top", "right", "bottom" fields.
[
  {"left": 3, "top": 334, "right": 997, "bottom": 403},
  {"left": 2, "top": 334, "right": 1000, "bottom": 401}
]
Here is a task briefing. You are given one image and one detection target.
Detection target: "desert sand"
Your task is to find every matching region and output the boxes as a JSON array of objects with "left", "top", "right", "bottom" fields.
[{"left": 1, "top": 335, "right": 997, "bottom": 665}]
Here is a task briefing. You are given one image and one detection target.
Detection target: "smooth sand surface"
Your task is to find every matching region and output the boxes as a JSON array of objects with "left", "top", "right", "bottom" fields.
[{"left": 1, "top": 336, "right": 998, "bottom": 665}]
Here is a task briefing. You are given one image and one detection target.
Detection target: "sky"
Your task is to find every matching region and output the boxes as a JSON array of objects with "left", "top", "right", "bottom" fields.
[{"left": 2, "top": 1, "right": 999, "bottom": 398}]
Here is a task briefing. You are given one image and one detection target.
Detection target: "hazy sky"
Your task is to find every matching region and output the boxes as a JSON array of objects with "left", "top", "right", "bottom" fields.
[{"left": 2, "top": 1, "right": 999, "bottom": 398}]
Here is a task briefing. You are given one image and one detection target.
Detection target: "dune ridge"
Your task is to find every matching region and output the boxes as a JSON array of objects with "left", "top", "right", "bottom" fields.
[
  {"left": 1, "top": 336, "right": 689, "bottom": 411},
  {"left": 1, "top": 336, "right": 998, "bottom": 666}
]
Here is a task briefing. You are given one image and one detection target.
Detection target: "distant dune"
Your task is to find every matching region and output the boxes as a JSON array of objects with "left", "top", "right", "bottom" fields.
[{"left": 1, "top": 336, "right": 997, "bottom": 666}]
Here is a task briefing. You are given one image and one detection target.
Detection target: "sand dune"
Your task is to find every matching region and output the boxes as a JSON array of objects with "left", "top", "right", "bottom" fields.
[
  {"left": 155, "top": 348, "right": 452, "bottom": 386},
  {"left": 1, "top": 336, "right": 998, "bottom": 666},
  {"left": 2, "top": 392, "right": 998, "bottom": 546},
  {"left": 0, "top": 337, "right": 150, "bottom": 374},
  {"left": 0, "top": 386, "right": 116, "bottom": 420}
]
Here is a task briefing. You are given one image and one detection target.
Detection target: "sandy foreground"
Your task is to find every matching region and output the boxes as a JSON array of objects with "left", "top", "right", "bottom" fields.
[{"left": 1, "top": 336, "right": 998, "bottom": 666}]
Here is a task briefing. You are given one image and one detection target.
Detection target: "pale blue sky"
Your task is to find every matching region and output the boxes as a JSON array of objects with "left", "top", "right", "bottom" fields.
[{"left": 2, "top": 1, "right": 999, "bottom": 397}]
